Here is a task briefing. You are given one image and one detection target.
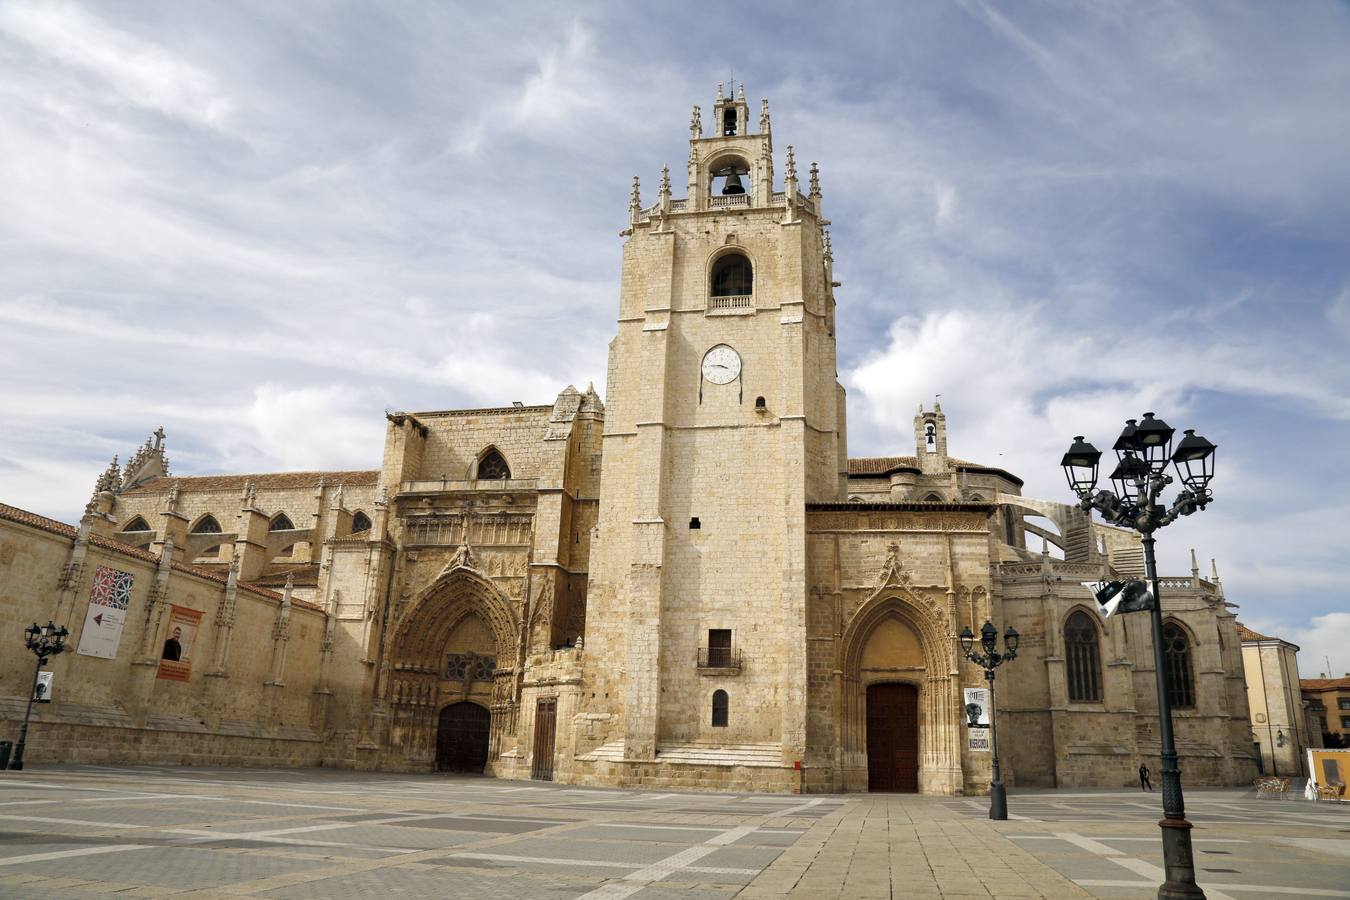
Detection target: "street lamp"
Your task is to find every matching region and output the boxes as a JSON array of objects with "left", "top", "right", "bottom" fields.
[
  {"left": 8, "top": 621, "right": 69, "bottom": 771},
  {"left": 1061, "top": 413, "right": 1217, "bottom": 900},
  {"left": 959, "top": 620, "right": 1019, "bottom": 820}
]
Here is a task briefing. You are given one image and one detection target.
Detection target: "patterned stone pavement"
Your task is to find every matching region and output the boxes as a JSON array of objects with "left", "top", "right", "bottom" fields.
[{"left": 0, "top": 768, "right": 1346, "bottom": 898}]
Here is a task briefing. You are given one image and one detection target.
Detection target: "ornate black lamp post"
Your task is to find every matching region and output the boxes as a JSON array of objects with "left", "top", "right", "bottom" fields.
[
  {"left": 8, "top": 621, "right": 69, "bottom": 771},
  {"left": 959, "top": 620, "right": 1019, "bottom": 820},
  {"left": 1061, "top": 413, "right": 1216, "bottom": 900}
]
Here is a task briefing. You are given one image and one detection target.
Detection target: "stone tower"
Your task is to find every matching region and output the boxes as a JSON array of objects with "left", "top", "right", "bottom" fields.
[{"left": 581, "top": 86, "right": 846, "bottom": 777}]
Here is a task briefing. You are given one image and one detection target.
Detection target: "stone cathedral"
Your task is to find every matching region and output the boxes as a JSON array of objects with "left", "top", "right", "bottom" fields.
[{"left": 0, "top": 87, "right": 1257, "bottom": 793}]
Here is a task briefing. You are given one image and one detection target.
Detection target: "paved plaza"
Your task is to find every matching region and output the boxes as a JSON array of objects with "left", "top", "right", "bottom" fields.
[{"left": 0, "top": 767, "right": 1346, "bottom": 899}]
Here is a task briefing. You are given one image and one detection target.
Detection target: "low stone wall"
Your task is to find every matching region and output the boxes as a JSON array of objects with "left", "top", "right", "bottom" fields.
[{"left": 0, "top": 702, "right": 324, "bottom": 768}]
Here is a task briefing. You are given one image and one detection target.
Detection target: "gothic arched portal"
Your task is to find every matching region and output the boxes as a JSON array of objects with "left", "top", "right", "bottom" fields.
[
  {"left": 839, "top": 589, "right": 963, "bottom": 795},
  {"left": 385, "top": 566, "right": 521, "bottom": 770}
]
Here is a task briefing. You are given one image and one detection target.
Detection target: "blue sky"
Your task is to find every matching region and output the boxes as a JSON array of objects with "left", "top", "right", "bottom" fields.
[{"left": 1, "top": 1, "right": 1347, "bottom": 671}]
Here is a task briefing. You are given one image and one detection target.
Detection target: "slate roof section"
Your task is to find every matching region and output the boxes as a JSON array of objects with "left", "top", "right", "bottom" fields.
[{"left": 121, "top": 470, "right": 379, "bottom": 495}]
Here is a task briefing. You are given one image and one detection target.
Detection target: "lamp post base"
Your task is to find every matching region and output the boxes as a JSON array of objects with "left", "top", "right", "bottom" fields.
[
  {"left": 1157, "top": 818, "right": 1205, "bottom": 899},
  {"left": 989, "top": 781, "right": 1007, "bottom": 821}
]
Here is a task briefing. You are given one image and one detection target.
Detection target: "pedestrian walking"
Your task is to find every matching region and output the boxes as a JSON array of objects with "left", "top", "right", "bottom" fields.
[{"left": 1139, "top": 763, "right": 1153, "bottom": 791}]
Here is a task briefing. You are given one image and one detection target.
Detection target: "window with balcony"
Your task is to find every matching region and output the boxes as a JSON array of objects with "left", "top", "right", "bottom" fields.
[
  {"left": 698, "top": 629, "right": 741, "bottom": 670},
  {"left": 709, "top": 252, "right": 752, "bottom": 310}
]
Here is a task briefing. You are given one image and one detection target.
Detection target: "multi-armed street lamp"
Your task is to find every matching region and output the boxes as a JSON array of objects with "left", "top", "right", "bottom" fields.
[
  {"left": 959, "top": 620, "right": 1019, "bottom": 820},
  {"left": 8, "top": 621, "right": 69, "bottom": 771},
  {"left": 1061, "top": 413, "right": 1217, "bottom": 900}
]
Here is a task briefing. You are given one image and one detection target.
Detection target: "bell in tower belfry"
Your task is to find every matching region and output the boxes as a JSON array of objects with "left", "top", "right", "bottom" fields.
[{"left": 721, "top": 169, "right": 746, "bottom": 196}]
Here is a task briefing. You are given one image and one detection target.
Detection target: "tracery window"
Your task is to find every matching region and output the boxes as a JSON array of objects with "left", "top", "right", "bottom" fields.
[
  {"left": 121, "top": 516, "right": 152, "bottom": 532},
  {"left": 269, "top": 513, "right": 295, "bottom": 531},
  {"left": 351, "top": 511, "right": 372, "bottom": 533},
  {"left": 711, "top": 689, "right": 729, "bottom": 727},
  {"left": 478, "top": 449, "right": 510, "bottom": 480},
  {"left": 1163, "top": 622, "right": 1196, "bottom": 709},
  {"left": 191, "top": 515, "right": 222, "bottom": 534},
  {"left": 1065, "top": 611, "right": 1103, "bottom": 702}
]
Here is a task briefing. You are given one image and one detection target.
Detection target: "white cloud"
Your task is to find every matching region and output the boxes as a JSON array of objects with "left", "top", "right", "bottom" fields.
[
  {"left": 0, "top": 1, "right": 235, "bottom": 130},
  {"left": 1248, "top": 613, "right": 1350, "bottom": 682}
]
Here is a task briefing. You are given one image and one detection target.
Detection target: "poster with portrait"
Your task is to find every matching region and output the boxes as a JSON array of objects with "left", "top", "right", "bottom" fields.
[
  {"left": 76, "top": 566, "right": 134, "bottom": 659},
  {"left": 963, "top": 687, "right": 991, "bottom": 727},
  {"left": 156, "top": 605, "right": 203, "bottom": 682}
]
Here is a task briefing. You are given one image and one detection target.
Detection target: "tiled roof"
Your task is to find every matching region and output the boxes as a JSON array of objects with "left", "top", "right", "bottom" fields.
[
  {"left": 847, "top": 456, "right": 1024, "bottom": 487},
  {"left": 121, "top": 470, "right": 379, "bottom": 495},
  {"left": 0, "top": 502, "right": 304, "bottom": 606},
  {"left": 1236, "top": 622, "right": 1277, "bottom": 642},
  {"left": 1302, "top": 677, "right": 1350, "bottom": 691},
  {"left": 848, "top": 456, "right": 920, "bottom": 475}
]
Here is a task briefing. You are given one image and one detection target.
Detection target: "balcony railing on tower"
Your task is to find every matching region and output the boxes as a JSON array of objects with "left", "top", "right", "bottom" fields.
[{"left": 697, "top": 646, "right": 742, "bottom": 669}]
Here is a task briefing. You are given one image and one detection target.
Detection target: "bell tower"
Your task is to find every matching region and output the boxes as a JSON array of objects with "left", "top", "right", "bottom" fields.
[{"left": 583, "top": 85, "right": 847, "bottom": 778}]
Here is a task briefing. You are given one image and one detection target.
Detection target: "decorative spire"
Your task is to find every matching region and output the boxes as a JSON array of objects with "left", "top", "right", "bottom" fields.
[
  {"left": 166, "top": 480, "right": 181, "bottom": 512},
  {"left": 736, "top": 82, "right": 745, "bottom": 100},
  {"left": 785, "top": 145, "right": 797, "bottom": 183},
  {"left": 1190, "top": 548, "right": 1199, "bottom": 578},
  {"left": 1211, "top": 558, "right": 1222, "bottom": 588},
  {"left": 809, "top": 161, "right": 821, "bottom": 199},
  {"left": 690, "top": 104, "right": 701, "bottom": 139},
  {"left": 659, "top": 164, "right": 671, "bottom": 200},
  {"left": 95, "top": 456, "right": 122, "bottom": 494},
  {"left": 153, "top": 425, "right": 165, "bottom": 451},
  {"left": 242, "top": 481, "right": 256, "bottom": 508},
  {"left": 716, "top": 82, "right": 724, "bottom": 101},
  {"left": 759, "top": 98, "right": 770, "bottom": 133},
  {"left": 822, "top": 226, "right": 833, "bottom": 260},
  {"left": 629, "top": 175, "right": 641, "bottom": 220}
]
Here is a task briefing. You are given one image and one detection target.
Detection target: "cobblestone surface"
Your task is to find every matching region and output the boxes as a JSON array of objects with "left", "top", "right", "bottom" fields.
[{"left": 0, "top": 768, "right": 1346, "bottom": 898}]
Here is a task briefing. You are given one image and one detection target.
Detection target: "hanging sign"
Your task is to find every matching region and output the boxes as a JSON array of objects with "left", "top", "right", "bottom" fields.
[
  {"left": 156, "top": 605, "right": 204, "bottom": 682},
  {"left": 964, "top": 687, "right": 991, "bottom": 751},
  {"left": 34, "top": 671, "right": 53, "bottom": 703},
  {"left": 76, "top": 566, "right": 134, "bottom": 659}
]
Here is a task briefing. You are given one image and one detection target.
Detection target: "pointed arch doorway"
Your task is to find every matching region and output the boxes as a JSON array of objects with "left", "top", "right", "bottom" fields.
[
  {"left": 866, "top": 683, "right": 920, "bottom": 792},
  {"left": 437, "top": 702, "right": 490, "bottom": 773}
]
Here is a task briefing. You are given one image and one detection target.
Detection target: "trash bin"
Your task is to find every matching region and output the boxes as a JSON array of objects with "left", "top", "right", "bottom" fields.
[{"left": 0, "top": 741, "right": 12, "bottom": 770}]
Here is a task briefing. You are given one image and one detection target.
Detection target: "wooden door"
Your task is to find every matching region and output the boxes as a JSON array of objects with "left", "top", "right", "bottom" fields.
[
  {"left": 436, "top": 702, "right": 490, "bottom": 773},
  {"left": 866, "top": 682, "right": 920, "bottom": 792},
  {"left": 532, "top": 697, "right": 558, "bottom": 781}
]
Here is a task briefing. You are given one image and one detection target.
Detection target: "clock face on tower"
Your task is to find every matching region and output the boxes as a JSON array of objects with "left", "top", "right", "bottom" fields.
[{"left": 701, "top": 344, "right": 742, "bottom": 385}]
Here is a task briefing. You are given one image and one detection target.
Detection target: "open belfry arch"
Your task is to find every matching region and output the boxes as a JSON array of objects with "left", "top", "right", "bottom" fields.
[{"left": 11, "top": 85, "right": 1255, "bottom": 793}]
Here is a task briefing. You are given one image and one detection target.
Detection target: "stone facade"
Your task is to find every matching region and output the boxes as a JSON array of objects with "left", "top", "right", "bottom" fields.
[{"left": 1, "top": 87, "right": 1259, "bottom": 792}]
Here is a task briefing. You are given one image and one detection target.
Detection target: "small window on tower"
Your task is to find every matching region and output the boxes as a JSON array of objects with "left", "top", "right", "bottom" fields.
[
  {"left": 723, "top": 107, "right": 737, "bottom": 136},
  {"left": 351, "top": 511, "right": 372, "bottom": 534},
  {"left": 711, "top": 689, "right": 729, "bottom": 727},
  {"left": 924, "top": 421, "right": 937, "bottom": 450}
]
